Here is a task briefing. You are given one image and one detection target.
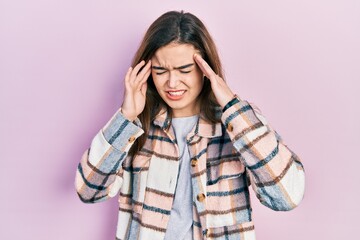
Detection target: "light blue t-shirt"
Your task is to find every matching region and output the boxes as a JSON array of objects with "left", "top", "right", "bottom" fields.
[{"left": 164, "top": 115, "right": 199, "bottom": 240}]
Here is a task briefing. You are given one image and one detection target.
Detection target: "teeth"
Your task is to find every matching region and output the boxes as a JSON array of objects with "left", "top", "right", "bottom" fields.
[{"left": 168, "top": 90, "right": 185, "bottom": 96}]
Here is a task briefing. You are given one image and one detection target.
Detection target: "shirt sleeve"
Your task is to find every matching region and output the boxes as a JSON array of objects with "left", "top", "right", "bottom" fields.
[
  {"left": 221, "top": 97, "right": 305, "bottom": 211},
  {"left": 75, "top": 108, "right": 144, "bottom": 203}
]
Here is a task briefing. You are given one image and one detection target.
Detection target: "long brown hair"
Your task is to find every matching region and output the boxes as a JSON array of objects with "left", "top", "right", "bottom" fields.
[{"left": 129, "top": 10, "right": 225, "bottom": 156}]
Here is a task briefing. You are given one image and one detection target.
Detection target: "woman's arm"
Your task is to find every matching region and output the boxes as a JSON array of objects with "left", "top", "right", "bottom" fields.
[
  {"left": 221, "top": 97, "right": 305, "bottom": 211},
  {"left": 76, "top": 61, "right": 150, "bottom": 203},
  {"left": 194, "top": 54, "right": 305, "bottom": 211},
  {"left": 75, "top": 109, "right": 144, "bottom": 203}
]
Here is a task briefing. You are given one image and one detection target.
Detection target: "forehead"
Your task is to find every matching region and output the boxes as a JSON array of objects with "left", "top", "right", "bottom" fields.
[{"left": 152, "top": 43, "right": 198, "bottom": 66}]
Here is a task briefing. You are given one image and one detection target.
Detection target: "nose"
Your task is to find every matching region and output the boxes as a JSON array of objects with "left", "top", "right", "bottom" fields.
[{"left": 167, "top": 71, "right": 180, "bottom": 88}]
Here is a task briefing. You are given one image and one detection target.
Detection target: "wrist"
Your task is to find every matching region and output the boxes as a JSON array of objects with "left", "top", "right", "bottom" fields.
[
  {"left": 120, "top": 108, "right": 137, "bottom": 122},
  {"left": 222, "top": 94, "right": 240, "bottom": 113}
]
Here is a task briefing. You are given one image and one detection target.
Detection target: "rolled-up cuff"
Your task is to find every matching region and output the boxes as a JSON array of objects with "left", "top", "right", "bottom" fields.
[{"left": 102, "top": 108, "right": 144, "bottom": 152}]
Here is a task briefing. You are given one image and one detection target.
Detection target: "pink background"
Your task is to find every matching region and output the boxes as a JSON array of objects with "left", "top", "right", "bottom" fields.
[{"left": 1, "top": 0, "right": 359, "bottom": 239}]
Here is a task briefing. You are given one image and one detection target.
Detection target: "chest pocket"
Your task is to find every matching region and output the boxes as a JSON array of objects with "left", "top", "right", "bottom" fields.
[{"left": 206, "top": 156, "right": 245, "bottom": 186}]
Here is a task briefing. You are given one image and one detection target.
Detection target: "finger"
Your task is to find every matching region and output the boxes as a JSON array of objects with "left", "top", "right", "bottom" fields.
[
  {"left": 194, "top": 54, "right": 216, "bottom": 79},
  {"left": 137, "top": 67, "right": 151, "bottom": 88},
  {"left": 136, "top": 60, "right": 152, "bottom": 82},
  {"left": 195, "top": 54, "right": 214, "bottom": 77},
  {"left": 142, "top": 66, "right": 152, "bottom": 81},
  {"left": 130, "top": 60, "right": 146, "bottom": 80},
  {"left": 124, "top": 67, "right": 133, "bottom": 83}
]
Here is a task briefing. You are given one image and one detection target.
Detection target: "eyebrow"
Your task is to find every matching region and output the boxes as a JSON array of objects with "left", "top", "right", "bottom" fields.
[{"left": 152, "top": 63, "right": 194, "bottom": 70}]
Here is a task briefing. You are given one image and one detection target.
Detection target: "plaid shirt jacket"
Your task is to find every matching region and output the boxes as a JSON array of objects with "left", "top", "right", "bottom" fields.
[{"left": 75, "top": 97, "right": 305, "bottom": 240}]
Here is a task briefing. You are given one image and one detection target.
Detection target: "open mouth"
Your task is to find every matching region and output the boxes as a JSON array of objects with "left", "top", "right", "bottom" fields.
[
  {"left": 167, "top": 90, "right": 186, "bottom": 96},
  {"left": 165, "top": 90, "right": 187, "bottom": 100}
]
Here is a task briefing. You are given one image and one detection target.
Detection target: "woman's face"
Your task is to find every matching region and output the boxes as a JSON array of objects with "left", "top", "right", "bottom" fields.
[{"left": 151, "top": 43, "right": 204, "bottom": 118}]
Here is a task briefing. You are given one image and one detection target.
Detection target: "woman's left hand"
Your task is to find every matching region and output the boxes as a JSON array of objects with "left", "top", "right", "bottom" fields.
[{"left": 194, "top": 54, "right": 236, "bottom": 108}]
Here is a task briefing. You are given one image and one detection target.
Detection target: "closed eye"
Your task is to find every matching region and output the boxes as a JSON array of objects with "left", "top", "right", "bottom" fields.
[
  {"left": 155, "top": 71, "right": 167, "bottom": 75},
  {"left": 156, "top": 70, "right": 191, "bottom": 75}
]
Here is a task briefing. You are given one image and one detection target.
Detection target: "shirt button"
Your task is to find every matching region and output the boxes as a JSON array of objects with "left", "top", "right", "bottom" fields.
[
  {"left": 203, "top": 228, "right": 210, "bottom": 238},
  {"left": 227, "top": 123, "right": 234, "bottom": 132},
  {"left": 128, "top": 136, "right": 135, "bottom": 143},
  {"left": 197, "top": 193, "right": 206, "bottom": 202},
  {"left": 191, "top": 159, "right": 198, "bottom": 167}
]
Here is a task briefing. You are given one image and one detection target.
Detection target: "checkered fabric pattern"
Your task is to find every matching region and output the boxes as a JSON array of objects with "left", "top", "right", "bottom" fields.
[{"left": 75, "top": 98, "right": 305, "bottom": 240}]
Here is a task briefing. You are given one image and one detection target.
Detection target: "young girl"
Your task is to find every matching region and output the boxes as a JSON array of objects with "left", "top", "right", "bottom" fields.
[{"left": 75, "top": 10, "right": 305, "bottom": 240}]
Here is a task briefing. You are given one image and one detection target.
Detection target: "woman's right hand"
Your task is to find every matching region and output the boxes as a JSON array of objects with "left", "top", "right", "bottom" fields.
[{"left": 121, "top": 60, "right": 152, "bottom": 121}]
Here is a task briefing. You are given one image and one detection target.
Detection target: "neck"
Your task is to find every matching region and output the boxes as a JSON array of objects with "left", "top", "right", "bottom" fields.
[{"left": 172, "top": 105, "right": 200, "bottom": 118}]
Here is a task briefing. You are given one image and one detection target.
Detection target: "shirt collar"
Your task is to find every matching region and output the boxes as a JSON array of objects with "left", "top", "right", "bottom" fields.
[{"left": 152, "top": 107, "right": 223, "bottom": 138}]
